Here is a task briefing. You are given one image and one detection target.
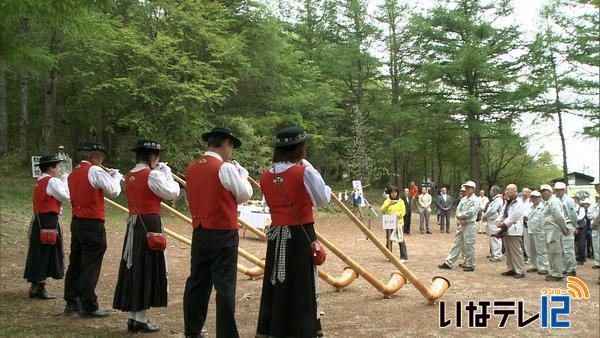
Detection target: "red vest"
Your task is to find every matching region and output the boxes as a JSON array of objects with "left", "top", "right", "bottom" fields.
[
  {"left": 32, "top": 176, "right": 61, "bottom": 214},
  {"left": 186, "top": 155, "right": 238, "bottom": 230},
  {"left": 68, "top": 161, "right": 105, "bottom": 221},
  {"left": 125, "top": 168, "right": 162, "bottom": 216},
  {"left": 260, "top": 165, "right": 314, "bottom": 226}
]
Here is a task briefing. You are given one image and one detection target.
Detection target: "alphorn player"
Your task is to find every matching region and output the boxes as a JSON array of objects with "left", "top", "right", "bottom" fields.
[
  {"left": 183, "top": 127, "right": 252, "bottom": 338},
  {"left": 64, "top": 142, "right": 122, "bottom": 318},
  {"left": 24, "top": 154, "right": 70, "bottom": 299},
  {"left": 113, "top": 140, "right": 179, "bottom": 333},
  {"left": 256, "top": 126, "right": 332, "bottom": 338}
]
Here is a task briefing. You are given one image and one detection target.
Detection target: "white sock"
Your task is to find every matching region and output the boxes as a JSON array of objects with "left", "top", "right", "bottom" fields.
[
  {"left": 135, "top": 310, "right": 147, "bottom": 323},
  {"left": 129, "top": 312, "right": 136, "bottom": 320}
]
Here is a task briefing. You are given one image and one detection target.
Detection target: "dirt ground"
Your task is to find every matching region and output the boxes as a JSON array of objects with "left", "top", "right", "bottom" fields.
[{"left": 1, "top": 206, "right": 599, "bottom": 337}]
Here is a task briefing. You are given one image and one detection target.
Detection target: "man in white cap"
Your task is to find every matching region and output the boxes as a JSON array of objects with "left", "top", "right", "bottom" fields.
[
  {"left": 497, "top": 184, "right": 526, "bottom": 278},
  {"left": 57, "top": 145, "right": 71, "bottom": 174},
  {"left": 438, "top": 181, "right": 479, "bottom": 272},
  {"left": 554, "top": 182, "right": 578, "bottom": 276},
  {"left": 482, "top": 185, "right": 503, "bottom": 261},
  {"left": 540, "top": 184, "right": 569, "bottom": 281},
  {"left": 525, "top": 190, "right": 549, "bottom": 274}
]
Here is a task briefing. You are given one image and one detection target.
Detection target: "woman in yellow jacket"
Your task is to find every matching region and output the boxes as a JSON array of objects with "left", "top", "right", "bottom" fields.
[{"left": 381, "top": 187, "right": 409, "bottom": 262}]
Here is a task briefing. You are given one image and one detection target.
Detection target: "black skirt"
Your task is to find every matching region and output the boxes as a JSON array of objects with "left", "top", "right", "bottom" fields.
[
  {"left": 23, "top": 213, "right": 65, "bottom": 283},
  {"left": 256, "top": 224, "right": 323, "bottom": 338},
  {"left": 113, "top": 214, "right": 168, "bottom": 312}
]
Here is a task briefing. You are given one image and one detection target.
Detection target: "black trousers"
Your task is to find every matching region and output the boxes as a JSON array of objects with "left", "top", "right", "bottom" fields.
[
  {"left": 403, "top": 212, "right": 411, "bottom": 234},
  {"left": 576, "top": 225, "right": 588, "bottom": 263},
  {"left": 440, "top": 210, "right": 451, "bottom": 231},
  {"left": 64, "top": 217, "right": 107, "bottom": 312},
  {"left": 183, "top": 227, "right": 239, "bottom": 338}
]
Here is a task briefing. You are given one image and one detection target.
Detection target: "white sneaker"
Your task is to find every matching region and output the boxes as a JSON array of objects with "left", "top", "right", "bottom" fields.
[{"left": 400, "top": 259, "right": 408, "bottom": 263}]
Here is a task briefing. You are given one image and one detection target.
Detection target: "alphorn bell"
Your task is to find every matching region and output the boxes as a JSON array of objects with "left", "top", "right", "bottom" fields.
[
  {"left": 103, "top": 197, "right": 265, "bottom": 278},
  {"left": 330, "top": 193, "right": 450, "bottom": 304},
  {"left": 172, "top": 172, "right": 359, "bottom": 291},
  {"left": 246, "top": 177, "right": 405, "bottom": 297},
  {"left": 99, "top": 164, "right": 265, "bottom": 278}
]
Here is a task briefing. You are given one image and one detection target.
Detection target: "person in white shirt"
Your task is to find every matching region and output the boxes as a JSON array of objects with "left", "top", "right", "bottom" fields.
[
  {"left": 519, "top": 188, "right": 532, "bottom": 262},
  {"left": 525, "top": 190, "right": 549, "bottom": 275},
  {"left": 497, "top": 184, "right": 526, "bottom": 278},
  {"left": 113, "top": 140, "right": 180, "bottom": 333},
  {"left": 554, "top": 182, "right": 578, "bottom": 276},
  {"left": 25, "top": 154, "right": 70, "bottom": 300}
]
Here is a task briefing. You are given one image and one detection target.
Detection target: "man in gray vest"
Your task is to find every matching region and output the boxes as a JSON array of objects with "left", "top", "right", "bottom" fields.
[
  {"left": 540, "top": 184, "right": 569, "bottom": 281},
  {"left": 526, "top": 190, "right": 549, "bottom": 275},
  {"left": 554, "top": 182, "right": 578, "bottom": 276},
  {"left": 483, "top": 185, "right": 503, "bottom": 261},
  {"left": 438, "top": 181, "right": 479, "bottom": 272},
  {"left": 497, "top": 184, "right": 526, "bottom": 278}
]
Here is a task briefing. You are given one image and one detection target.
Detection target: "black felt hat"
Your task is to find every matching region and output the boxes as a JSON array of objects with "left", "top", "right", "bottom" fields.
[
  {"left": 270, "top": 126, "right": 311, "bottom": 147},
  {"left": 77, "top": 142, "right": 106, "bottom": 153},
  {"left": 202, "top": 127, "right": 241, "bottom": 149},
  {"left": 130, "top": 139, "right": 167, "bottom": 152},
  {"left": 36, "top": 154, "right": 63, "bottom": 167}
]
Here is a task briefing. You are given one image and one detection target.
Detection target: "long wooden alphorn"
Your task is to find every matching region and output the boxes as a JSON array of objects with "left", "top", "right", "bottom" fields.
[
  {"left": 330, "top": 193, "right": 450, "bottom": 304},
  {"left": 100, "top": 164, "right": 265, "bottom": 278},
  {"left": 172, "top": 171, "right": 359, "bottom": 291},
  {"left": 247, "top": 177, "right": 406, "bottom": 297}
]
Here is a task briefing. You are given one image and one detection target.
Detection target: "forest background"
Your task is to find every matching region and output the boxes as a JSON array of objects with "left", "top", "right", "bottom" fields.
[{"left": 0, "top": 0, "right": 598, "bottom": 193}]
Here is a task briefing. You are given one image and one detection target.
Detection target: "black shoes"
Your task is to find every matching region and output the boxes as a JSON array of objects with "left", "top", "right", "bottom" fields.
[
  {"left": 526, "top": 268, "right": 538, "bottom": 273},
  {"left": 545, "top": 275, "right": 563, "bottom": 282},
  {"left": 501, "top": 270, "right": 516, "bottom": 276},
  {"left": 79, "top": 309, "right": 110, "bottom": 318},
  {"left": 563, "top": 270, "right": 577, "bottom": 277},
  {"left": 127, "top": 319, "right": 135, "bottom": 332},
  {"left": 514, "top": 272, "right": 525, "bottom": 279},
  {"left": 28, "top": 283, "right": 56, "bottom": 300},
  {"left": 438, "top": 263, "right": 452, "bottom": 270},
  {"left": 132, "top": 320, "right": 160, "bottom": 333},
  {"left": 462, "top": 266, "right": 475, "bottom": 272},
  {"left": 537, "top": 270, "right": 549, "bottom": 275},
  {"left": 64, "top": 303, "right": 80, "bottom": 316},
  {"left": 426, "top": 231, "right": 432, "bottom": 234}
]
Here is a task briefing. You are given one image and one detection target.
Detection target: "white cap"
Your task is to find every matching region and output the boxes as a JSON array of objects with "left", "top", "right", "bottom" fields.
[
  {"left": 463, "top": 180, "right": 476, "bottom": 188},
  {"left": 460, "top": 186, "right": 466, "bottom": 192},
  {"left": 58, "top": 145, "right": 65, "bottom": 149},
  {"left": 553, "top": 182, "right": 567, "bottom": 190},
  {"left": 540, "top": 184, "right": 553, "bottom": 192},
  {"left": 531, "top": 190, "right": 541, "bottom": 197},
  {"left": 582, "top": 198, "right": 591, "bottom": 205}
]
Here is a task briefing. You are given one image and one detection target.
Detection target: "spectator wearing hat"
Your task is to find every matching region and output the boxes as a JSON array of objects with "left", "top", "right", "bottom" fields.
[
  {"left": 483, "top": 185, "right": 504, "bottom": 261},
  {"left": 438, "top": 180, "right": 479, "bottom": 272},
  {"left": 64, "top": 142, "right": 122, "bottom": 318},
  {"left": 256, "top": 126, "right": 331, "bottom": 338},
  {"left": 539, "top": 184, "right": 569, "bottom": 281},
  {"left": 25, "top": 155, "right": 70, "bottom": 300},
  {"left": 113, "top": 140, "right": 180, "bottom": 333},
  {"left": 553, "top": 182, "right": 578, "bottom": 276},
  {"left": 436, "top": 187, "right": 452, "bottom": 233},
  {"left": 57, "top": 145, "right": 71, "bottom": 174},
  {"left": 525, "top": 190, "right": 549, "bottom": 275},
  {"left": 497, "top": 184, "right": 526, "bottom": 279},
  {"left": 183, "top": 127, "right": 252, "bottom": 338},
  {"left": 575, "top": 198, "right": 591, "bottom": 265}
]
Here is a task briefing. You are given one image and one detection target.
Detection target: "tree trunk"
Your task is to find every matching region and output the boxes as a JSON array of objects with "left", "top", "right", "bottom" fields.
[
  {"left": 469, "top": 131, "right": 481, "bottom": 188},
  {"left": 20, "top": 73, "right": 29, "bottom": 163},
  {"left": 43, "top": 32, "right": 60, "bottom": 153},
  {"left": 96, "top": 110, "right": 106, "bottom": 144},
  {"left": 19, "top": 17, "right": 29, "bottom": 163},
  {"left": 0, "top": 64, "right": 7, "bottom": 154},
  {"left": 550, "top": 55, "right": 568, "bottom": 181}
]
